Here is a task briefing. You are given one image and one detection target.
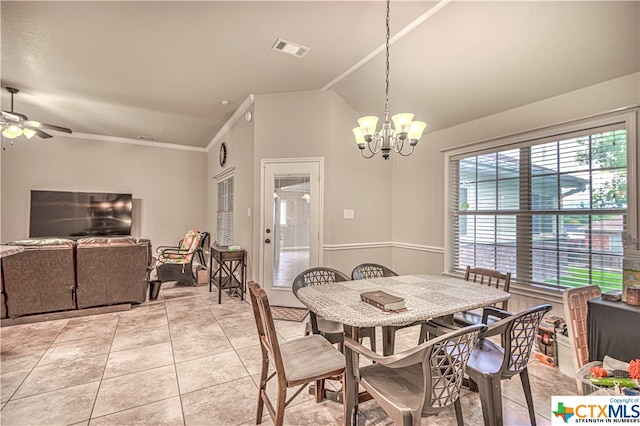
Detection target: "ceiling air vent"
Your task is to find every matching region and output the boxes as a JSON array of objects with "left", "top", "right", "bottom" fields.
[
  {"left": 272, "top": 38, "right": 310, "bottom": 58},
  {"left": 137, "top": 135, "right": 157, "bottom": 142}
]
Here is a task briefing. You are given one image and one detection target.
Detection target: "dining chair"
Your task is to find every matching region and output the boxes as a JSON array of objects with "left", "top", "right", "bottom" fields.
[
  {"left": 419, "top": 266, "right": 512, "bottom": 343},
  {"left": 248, "top": 281, "right": 346, "bottom": 426},
  {"left": 351, "top": 263, "right": 398, "bottom": 280},
  {"left": 562, "top": 285, "right": 601, "bottom": 394},
  {"left": 351, "top": 263, "right": 428, "bottom": 355},
  {"left": 465, "top": 304, "right": 552, "bottom": 426},
  {"left": 344, "top": 323, "right": 486, "bottom": 426},
  {"left": 292, "top": 267, "right": 376, "bottom": 352}
]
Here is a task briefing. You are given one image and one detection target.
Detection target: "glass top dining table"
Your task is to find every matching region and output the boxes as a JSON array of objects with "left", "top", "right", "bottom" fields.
[{"left": 295, "top": 273, "right": 511, "bottom": 425}]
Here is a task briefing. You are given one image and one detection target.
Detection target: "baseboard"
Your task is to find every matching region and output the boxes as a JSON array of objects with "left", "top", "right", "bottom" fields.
[{"left": 0, "top": 304, "right": 131, "bottom": 327}]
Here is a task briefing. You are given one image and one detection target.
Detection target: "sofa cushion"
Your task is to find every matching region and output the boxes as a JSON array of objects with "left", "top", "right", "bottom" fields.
[
  {"left": 2, "top": 240, "right": 76, "bottom": 317},
  {"left": 75, "top": 239, "right": 149, "bottom": 308},
  {"left": 8, "top": 238, "right": 75, "bottom": 249},
  {"left": 75, "top": 236, "right": 136, "bottom": 247}
]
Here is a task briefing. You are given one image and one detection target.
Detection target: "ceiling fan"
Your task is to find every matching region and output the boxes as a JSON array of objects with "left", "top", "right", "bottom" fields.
[{"left": 1, "top": 87, "right": 72, "bottom": 139}]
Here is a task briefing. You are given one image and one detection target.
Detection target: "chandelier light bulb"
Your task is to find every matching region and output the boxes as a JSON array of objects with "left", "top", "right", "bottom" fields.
[
  {"left": 352, "top": 127, "right": 366, "bottom": 148},
  {"left": 407, "top": 121, "right": 427, "bottom": 145},
  {"left": 391, "top": 113, "right": 414, "bottom": 138},
  {"left": 357, "top": 116, "right": 379, "bottom": 141}
]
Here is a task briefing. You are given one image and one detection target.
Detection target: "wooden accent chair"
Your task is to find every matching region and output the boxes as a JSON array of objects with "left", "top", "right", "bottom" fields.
[{"left": 248, "top": 281, "right": 345, "bottom": 426}]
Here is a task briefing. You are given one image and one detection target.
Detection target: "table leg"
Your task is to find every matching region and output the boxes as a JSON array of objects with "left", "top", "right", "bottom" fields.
[
  {"left": 208, "top": 252, "right": 213, "bottom": 293},
  {"left": 344, "top": 325, "right": 359, "bottom": 426},
  {"left": 217, "top": 257, "right": 223, "bottom": 304},
  {"left": 382, "top": 326, "right": 397, "bottom": 356}
]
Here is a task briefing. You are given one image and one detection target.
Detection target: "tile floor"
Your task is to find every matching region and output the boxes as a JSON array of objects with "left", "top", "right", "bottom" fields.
[{"left": 0, "top": 283, "right": 578, "bottom": 425}]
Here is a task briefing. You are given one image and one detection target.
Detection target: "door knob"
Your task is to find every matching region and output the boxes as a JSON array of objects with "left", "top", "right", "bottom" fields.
[{"left": 265, "top": 238, "right": 271, "bottom": 244}]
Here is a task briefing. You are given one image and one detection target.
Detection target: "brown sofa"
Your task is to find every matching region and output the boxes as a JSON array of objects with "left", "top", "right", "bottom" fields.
[
  {"left": 2, "top": 239, "right": 77, "bottom": 317},
  {"left": 0, "top": 237, "right": 151, "bottom": 318},
  {"left": 1, "top": 270, "right": 6, "bottom": 319},
  {"left": 75, "top": 237, "right": 150, "bottom": 309}
]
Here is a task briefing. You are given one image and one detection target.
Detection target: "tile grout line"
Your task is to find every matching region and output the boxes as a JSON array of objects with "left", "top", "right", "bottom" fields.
[
  {"left": 86, "top": 313, "right": 121, "bottom": 423},
  {"left": 4, "top": 319, "right": 71, "bottom": 406}
]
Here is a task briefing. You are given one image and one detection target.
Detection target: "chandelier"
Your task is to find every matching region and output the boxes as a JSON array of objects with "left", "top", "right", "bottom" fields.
[{"left": 352, "top": 0, "right": 426, "bottom": 160}]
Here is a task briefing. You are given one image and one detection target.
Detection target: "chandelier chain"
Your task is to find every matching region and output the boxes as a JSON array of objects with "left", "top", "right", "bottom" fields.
[
  {"left": 352, "top": 0, "right": 425, "bottom": 159},
  {"left": 384, "top": 0, "right": 390, "bottom": 121}
]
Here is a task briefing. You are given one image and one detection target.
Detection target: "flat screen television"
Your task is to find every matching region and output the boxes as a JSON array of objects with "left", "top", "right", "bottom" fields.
[{"left": 30, "top": 190, "right": 133, "bottom": 238}]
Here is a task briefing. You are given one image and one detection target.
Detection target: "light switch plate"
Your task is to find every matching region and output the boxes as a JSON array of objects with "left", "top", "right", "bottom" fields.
[{"left": 344, "top": 209, "right": 355, "bottom": 219}]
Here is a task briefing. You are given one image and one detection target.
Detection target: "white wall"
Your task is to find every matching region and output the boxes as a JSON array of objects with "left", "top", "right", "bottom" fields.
[
  {"left": 250, "top": 90, "right": 394, "bottom": 281},
  {"left": 208, "top": 107, "right": 255, "bottom": 274},
  {"left": 1, "top": 135, "right": 207, "bottom": 248}
]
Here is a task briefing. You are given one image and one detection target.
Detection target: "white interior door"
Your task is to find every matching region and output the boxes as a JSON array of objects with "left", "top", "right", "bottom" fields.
[{"left": 261, "top": 158, "right": 322, "bottom": 307}]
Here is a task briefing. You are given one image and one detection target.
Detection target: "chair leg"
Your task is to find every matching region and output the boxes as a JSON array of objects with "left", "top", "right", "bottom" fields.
[
  {"left": 256, "top": 358, "right": 269, "bottom": 424},
  {"left": 472, "top": 371, "right": 503, "bottom": 426},
  {"left": 454, "top": 398, "right": 464, "bottom": 426},
  {"left": 369, "top": 327, "right": 377, "bottom": 353},
  {"left": 520, "top": 367, "right": 537, "bottom": 426},
  {"left": 418, "top": 324, "right": 428, "bottom": 344},
  {"left": 274, "top": 380, "right": 287, "bottom": 426}
]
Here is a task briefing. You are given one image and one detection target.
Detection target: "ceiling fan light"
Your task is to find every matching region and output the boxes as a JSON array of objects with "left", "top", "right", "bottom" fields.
[
  {"left": 3, "top": 125, "right": 22, "bottom": 139},
  {"left": 391, "top": 113, "right": 414, "bottom": 137},
  {"left": 357, "top": 116, "right": 379, "bottom": 138},
  {"left": 25, "top": 120, "right": 42, "bottom": 128},
  {"left": 22, "top": 128, "right": 37, "bottom": 139}
]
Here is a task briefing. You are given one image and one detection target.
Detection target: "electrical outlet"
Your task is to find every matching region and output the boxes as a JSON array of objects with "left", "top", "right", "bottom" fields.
[{"left": 344, "top": 209, "right": 355, "bottom": 219}]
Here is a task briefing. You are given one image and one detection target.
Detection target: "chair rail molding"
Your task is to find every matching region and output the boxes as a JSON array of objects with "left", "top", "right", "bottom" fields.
[{"left": 323, "top": 241, "right": 444, "bottom": 254}]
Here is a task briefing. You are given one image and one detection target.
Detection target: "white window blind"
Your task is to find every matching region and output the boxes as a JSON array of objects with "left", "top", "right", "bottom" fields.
[
  {"left": 216, "top": 176, "right": 234, "bottom": 246},
  {"left": 450, "top": 124, "right": 628, "bottom": 292}
]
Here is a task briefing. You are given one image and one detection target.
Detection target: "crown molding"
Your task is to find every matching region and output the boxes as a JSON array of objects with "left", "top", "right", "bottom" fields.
[
  {"left": 206, "top": 94, "right": 255, "bottom": 152},
  {"left": 56, "top": 131, "right": 207, "bottom": 152}
]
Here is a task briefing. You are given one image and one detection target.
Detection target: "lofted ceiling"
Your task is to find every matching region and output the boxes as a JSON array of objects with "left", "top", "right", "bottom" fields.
[{"left": 1, "top": 1, "right": 638, "bottom": 149}]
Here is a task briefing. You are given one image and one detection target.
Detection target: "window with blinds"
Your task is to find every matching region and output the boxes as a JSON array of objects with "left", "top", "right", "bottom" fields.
[
  {"left": 216, "top": 176, "right": 234, "bottom": 246},
  {"left": 450, "top": 124, "right": 628, "bottom": 292}
]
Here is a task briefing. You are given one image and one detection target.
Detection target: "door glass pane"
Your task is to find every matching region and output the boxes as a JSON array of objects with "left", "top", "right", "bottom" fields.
[{"left": 272, "top": 175, "right": 311, "bottom": 288}]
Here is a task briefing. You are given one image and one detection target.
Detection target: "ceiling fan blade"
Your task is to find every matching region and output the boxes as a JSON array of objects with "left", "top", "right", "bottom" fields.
[
  {"left": 26, "top": 121, "right": 72, "bottom": 134},
  {"left": 1, "top": 110, "right": 21, "bottom": 122},
  {"left": 33, "top": 128, "right": 53, "bottom": 139},
  {"left": 41, "top": 123, "right": 72, "bottom": 134}
]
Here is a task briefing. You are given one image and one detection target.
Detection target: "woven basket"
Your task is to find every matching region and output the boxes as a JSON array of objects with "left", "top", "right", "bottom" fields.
[{"left": 577, "top": 361, "right": 629, "bottom": 395}]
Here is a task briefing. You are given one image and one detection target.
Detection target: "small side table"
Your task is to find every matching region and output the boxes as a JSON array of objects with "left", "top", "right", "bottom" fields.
[
  {"left": 587, "top": 297, "right": 640, "bottom": 362},
  {"left": 209, "top": 246, "right": 246, "bottom": 304}
]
